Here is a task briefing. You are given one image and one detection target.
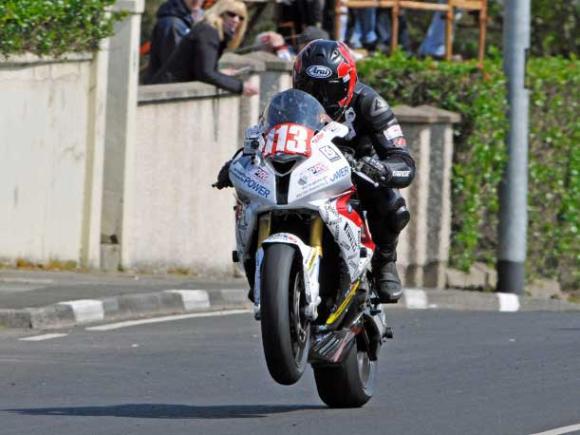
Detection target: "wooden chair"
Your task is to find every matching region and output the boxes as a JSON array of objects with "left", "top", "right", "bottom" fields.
[{"left": 335, "top": 0, "right": 488, "bottom": 64}]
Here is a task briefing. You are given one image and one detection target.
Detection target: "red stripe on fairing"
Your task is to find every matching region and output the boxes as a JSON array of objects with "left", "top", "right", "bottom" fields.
[
  {"left": 336, "top": 192, "right": 363, "bottom": 227},
  {"left": 361, "top": 225, "right": 375, "bottom": 251},
  {"left": 335, "top": 191, "right": 376, "bottom": 250}
]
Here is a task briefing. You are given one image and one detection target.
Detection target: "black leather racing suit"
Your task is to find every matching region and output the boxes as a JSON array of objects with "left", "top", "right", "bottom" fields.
[{"left": 334, "top": 81, "right": 415, "bottom": 253}]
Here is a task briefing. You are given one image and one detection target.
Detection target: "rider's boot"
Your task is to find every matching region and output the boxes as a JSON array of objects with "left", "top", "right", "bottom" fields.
[{"left": 371, "top": 243, "right": 403, "bottom": 303}]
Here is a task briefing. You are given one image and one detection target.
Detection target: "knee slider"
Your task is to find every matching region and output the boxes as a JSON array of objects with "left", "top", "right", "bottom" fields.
[{"left": 389, "top": 205, "right": 410, "bottom": 233}]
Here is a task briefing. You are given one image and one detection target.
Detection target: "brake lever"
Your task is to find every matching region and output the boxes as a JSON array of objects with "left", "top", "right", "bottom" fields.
[{"left": 352, "top": 169, "right": 380, "bottom": 188}]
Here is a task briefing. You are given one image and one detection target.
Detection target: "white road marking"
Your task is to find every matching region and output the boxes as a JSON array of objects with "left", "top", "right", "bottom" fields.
[
  {"left": 164, "top": 289, "right": 210, "bottom": 310},
  {"left": 85, "top": 309, "right": 251, "bottom": 331},
  {"left": 20, "top": 333, "right": 68, "bottom": 342},
  {"left": 58, "top": 299, "right": 105, "bottom": 323},
  {"left": 0, "top": 277, "right": 54, "bottom": 284},
  {"left": 497, "top": 293, "right": 520, "bottom": 312},
  {"left": 529, "top": 423, "right": 580, "bottom": 435},
  {"left": 404, "top": 289, "right": 428, "bottom": 309}
]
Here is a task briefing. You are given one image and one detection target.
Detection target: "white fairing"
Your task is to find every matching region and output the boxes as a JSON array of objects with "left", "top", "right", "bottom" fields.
[
  {"left": 231, "top": 121, "right": 373, "bottom": 319},
  {"left": 319, "top": 199, "right": 370, "bottom": 282}
]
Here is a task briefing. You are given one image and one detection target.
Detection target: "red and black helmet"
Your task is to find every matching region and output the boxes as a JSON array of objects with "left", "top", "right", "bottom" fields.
[{"left": 293, "top": 39, "right": 358, "bottom": 120}]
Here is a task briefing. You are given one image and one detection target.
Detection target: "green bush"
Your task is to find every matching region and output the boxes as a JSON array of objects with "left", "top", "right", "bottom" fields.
[
  {"left": 0, "top": 0, "right": 121, "bottom": 57},
  {"left": 358, "top": 52, "right": 579, "bottom": 289}
]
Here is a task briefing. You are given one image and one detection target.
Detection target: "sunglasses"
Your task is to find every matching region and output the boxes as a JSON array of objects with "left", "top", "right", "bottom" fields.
[{"left": 225, "top": 10, "right": 245, "bottom": 21}]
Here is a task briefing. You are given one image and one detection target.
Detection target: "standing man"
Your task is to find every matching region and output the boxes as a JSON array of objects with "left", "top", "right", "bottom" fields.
[{"left": 145, "top": 0, "right": 204, "bottom": 83}]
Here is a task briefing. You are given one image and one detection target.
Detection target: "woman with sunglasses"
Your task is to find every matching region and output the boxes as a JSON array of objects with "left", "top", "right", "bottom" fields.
[{"left": 151, "top": 0, "right": 258, "bottom": 96}]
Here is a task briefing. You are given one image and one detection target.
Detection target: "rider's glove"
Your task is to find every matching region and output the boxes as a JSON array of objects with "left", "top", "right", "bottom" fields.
[
  {"left": 359, "top": 156, "right": 391, "bottom": 185},
  {"left": 212, "top": 160, "right": 233, "bottom": 189}
]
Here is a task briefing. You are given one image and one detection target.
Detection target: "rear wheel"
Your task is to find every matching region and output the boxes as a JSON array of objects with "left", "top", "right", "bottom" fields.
[
  {"left": 313, "top": 337, "right": 376, "bottom": 408},
  {"left": 260, "top": 243, "right": 310, "bottom": 385}
]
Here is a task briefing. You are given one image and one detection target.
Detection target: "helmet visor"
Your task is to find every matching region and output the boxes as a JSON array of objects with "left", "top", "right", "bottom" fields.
[{"left": 295, "top": 77, "right": 348, "bottom": 117}]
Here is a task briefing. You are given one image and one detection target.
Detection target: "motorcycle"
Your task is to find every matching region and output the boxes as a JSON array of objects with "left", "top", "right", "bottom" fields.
[{"left": 228, "top": 89, "right": 392, "bottom": 408}]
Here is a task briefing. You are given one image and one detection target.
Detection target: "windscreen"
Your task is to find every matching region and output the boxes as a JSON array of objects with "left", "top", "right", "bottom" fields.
[{"left": 262, "top": 89, "right": 328, "bottom": 134}]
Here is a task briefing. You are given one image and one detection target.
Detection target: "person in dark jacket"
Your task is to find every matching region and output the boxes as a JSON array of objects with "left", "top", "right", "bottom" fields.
[
  {"left": 146, "top": 0, "right": 204, "bottom": 83},
  {"left": 151, "top": 0, "right": 258, "bottom": 96}
]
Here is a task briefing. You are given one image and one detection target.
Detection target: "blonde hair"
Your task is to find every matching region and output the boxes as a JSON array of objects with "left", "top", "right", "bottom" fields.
[{"left": 204, "top": 0, "right": 248, "bottom": 49}]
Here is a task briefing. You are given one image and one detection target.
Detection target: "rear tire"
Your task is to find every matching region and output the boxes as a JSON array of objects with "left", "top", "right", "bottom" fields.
[
  {"left": 313, "top": 338, "right": 376, "bottom": 408},
  {"left": 260, "top": 243, "right": 310, "bottom": 385}
]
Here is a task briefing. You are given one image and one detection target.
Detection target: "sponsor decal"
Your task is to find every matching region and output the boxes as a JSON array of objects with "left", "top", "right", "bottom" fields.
[
  {"left": 269, "top": 233, "right": 300, "bottom": 243},
  {"left": 242, "top": 177, "right": 270, "bottom": 198},
  {"left": 298, "top": 175, "right": 309, "bottom": 186},
  {"left": 306, "top": 65, "right": 333, "bottom": 79},
  {"left": 343, "top": 222, "right": 358, "bottom": 252},
  {"left": 329, "top": 166, "right": 350, "bottom": 183},
  {"left": 232, "top": 167, "right": 271, "bottom": 198},
  {"left": 295, "top": 177, "right": 329, "bottom": 198},
  {"left": 307, "top": 162, "right": 329, "bottom": 175},
  {"left": 392, "top": 170, "right": 411, "bottom": 177},
  {"left": 384, "top": 124, "right": 403, "bottom": 140},
  {"left": 311, "top": 132, "right": 325, "bottom": 145},
  {"left": 254, "top": 167, "right": 269, "bottom": 181},
  {"left": 393, "top": 136, "right": 407, "bottom": 148},
  {"left": 319, "top": 145, "right": 341, "bottom": 162}
]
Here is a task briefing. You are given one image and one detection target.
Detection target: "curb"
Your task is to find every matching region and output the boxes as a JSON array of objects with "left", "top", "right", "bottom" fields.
[
  {"left": 0, "top": 289, "right": 252, "bottom": 330},
  {"left": 0, "top": 288, "right": 578, "bottom": 330},
  {"left": 398, "top": 289, "right": 580, "bottom": 313}
]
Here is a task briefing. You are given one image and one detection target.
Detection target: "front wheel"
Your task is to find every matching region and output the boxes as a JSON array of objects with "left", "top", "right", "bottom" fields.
[
  {"left": 260, "top": 243, "right": 310, "bottom": 385},
  {"left": 313, "top": 337, "right": 377, "bottom": 408}
]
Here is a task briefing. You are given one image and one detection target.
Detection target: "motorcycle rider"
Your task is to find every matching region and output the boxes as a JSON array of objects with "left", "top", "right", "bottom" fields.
[
  {"left": 215, "top": 39, "right": 414, "bottom": 303},
  {"left": 292, "top": 39, "right": 414, "bottom": 303}
]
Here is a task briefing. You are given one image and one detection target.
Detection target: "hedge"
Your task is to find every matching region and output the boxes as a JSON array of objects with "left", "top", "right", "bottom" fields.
[
  {"left": 0, "top": 0, "right": 120, "bottom": 57},
  {"left": 358, "top": 52, "right": 579, "bottom": 289}
]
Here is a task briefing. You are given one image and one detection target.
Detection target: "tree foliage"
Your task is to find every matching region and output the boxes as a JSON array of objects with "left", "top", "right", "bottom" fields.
[
  {"left": 358, "top": 52, "right": 579, "bottom": 288},
  {"left": 0, "top": 0, "right": 121, "bottom": 56}
]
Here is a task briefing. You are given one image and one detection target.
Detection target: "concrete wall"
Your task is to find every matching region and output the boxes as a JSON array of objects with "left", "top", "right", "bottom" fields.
[
  {"left": 124, "top": 84, "right": 251, "bottom": 274},
  {"left": 0, "top": 52, "right": 108, "bottom": 266},
  {"left": 395, "top": 106, "right": 460, "bottom": 288}
]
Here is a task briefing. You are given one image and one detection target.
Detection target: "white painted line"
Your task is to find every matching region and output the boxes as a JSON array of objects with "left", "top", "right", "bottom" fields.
[
  {"left": 20, "top": 333, "right": 68, "bottom": 342},
  {"left": 529, "top": 423, "right": 580, "bottom": 435},
  {"left": 58, "top": 299, "right": 105, "bottom": 323},
  {"left": 164, "top": 289, "right": 210, "bottom": 310},
  {"left": 0, "top": 277, "right": 54, "bottom": 284},
  {"left": 404, "top": 289, "right": 428, "bottom": 309},
  {"left": 497, "top": 293, "right": 520, "bottom": 312},
  {"left": 86, "top": 309, "right": 251, "bottom": 331}
]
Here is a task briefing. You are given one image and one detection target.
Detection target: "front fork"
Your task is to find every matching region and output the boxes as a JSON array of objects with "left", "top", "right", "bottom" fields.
[{"left": 254, "top": 213, "right": 324, "bottom": 320}]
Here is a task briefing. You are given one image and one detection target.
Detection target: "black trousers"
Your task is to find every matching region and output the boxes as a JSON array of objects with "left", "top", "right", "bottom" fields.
[{"left": 356, "top": 182, "right": 410, "bottom": 250}]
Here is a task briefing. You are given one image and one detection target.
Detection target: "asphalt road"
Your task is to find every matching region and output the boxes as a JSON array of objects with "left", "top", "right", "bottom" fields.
[{"left": 1, "top": 310, "right": 579, "bottom": 435}]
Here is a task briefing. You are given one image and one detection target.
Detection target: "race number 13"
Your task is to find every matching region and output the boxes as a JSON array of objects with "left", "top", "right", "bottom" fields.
[{"left": 264, "top": 124, "right": 313, "bottom": 156}]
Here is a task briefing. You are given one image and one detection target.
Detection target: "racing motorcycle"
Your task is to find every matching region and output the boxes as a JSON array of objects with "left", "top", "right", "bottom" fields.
[{"left": 227, "top": 89, "right": 392, "bottom": 408}]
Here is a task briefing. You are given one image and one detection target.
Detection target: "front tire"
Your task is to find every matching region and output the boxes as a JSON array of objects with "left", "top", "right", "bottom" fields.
[
  {"left": 313, "top": 338, "right": 376, "bottom": 408},
  {"left": 260, "top": 243, "right": 310, "bottom": 385}
]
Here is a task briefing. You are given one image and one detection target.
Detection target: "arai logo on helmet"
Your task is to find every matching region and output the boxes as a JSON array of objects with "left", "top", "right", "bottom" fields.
[{"left": 306, "top": 65, "right": 332, "bottom": 79}]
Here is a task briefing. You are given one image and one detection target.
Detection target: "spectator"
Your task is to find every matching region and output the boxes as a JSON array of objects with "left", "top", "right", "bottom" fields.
[
  {"left": 375, "top": 9, "right": 411, "bottom": 53},
  {"left": 349, "top": 8, "right": 377, "bottom": 50},
  {"left": 145, "top": 0, "right": 204, "bottom": 83},
  {"left": 255, "top": 26, "right": 329, "bottom": 61},
  {"left": 276, "top": 0, "right": 323, "bottom": 41},
  {"left": 418, "top": 3, "right": 463, "bottom": 59},
  {"left": 150, "top": 0, "right": 258, "bottom": 96}
]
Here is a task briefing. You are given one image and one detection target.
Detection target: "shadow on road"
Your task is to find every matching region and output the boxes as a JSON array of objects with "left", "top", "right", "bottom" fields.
[{"left": 6, "top": 403, "right": 326, "bottom": 419}]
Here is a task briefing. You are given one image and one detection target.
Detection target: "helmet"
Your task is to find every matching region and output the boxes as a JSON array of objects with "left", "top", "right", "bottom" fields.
[{"left": 292, "top": 39, "right": 357, "bottom": 120}]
